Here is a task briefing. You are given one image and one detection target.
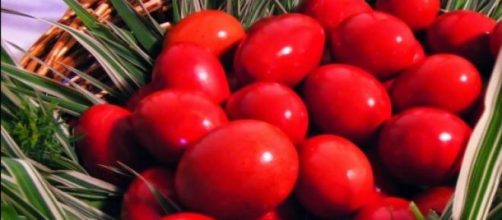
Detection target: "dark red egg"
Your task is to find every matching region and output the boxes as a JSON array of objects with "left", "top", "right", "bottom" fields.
[
  {"left": 354, "top": 197, "right": 415, "bottom": 220},
  {"left": 76, "top": 104, "right": 149, "bottom": 185},
  {"left": 427, "top": 10, "right": 496, "bottom": 68},
  {"left": 160, "top": 213, "right": 214, "bottom": 220},
  {"left": 300, "top": 0, "right": 372, "bottom": 30},
  {"left": 175, "top": 120, "right": 298, "bottom": 219},
  {"left": 490, "top": 21, "right": 502, "bottom": 57},
  {"left": 152, "top": 43, "right": 230, "bottom": 104},
  {"left": 122, "top": 167, "right": 178, "bottom": 220},
  {"left": 257, "top": 199, "right": 304, "bottom": 220},
  {"left": 295, "top": 135, "right": 374, "bottom": 218},
  {"left": 234, "top": 13, "right": 325, "bottom": 87},
  {"left": 126, "top": 83, "right": 160, "bottom": 110},
  {"left": 164, "top": 10, "right": 245, "bottom": 58},
  {"left": 303, "top": 64, "right": 392, "bottom": 144},
  {"left": 413, "top": 186, "right": 454, "bottom": 216},
  {"left": 378, "top": 107, "right": 471, "bottom": 186},
  {"left": 226, "top": 82, "right": 309, "bottom": 144},
  {"left": 376, "top": 0, "right": 440, "bottom": 31},
  {"left": 330, "top": 11, "right": 425, "bottom": 79},
  {"left": 390, "top": 54, "right": 482, "bottom": 115},
  {"left": 132, "top": 90, "right": 228, "bottom": 164}
]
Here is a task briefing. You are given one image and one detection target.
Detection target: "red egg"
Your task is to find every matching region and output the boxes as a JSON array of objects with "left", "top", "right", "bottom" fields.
[
  {"left": 152, "top": 43, "right": 230, "bottom": 104},
  {"left": 490, "top": 21, "right": 502, "bottom": 57},
  {"left": 295, "top": 135, "right": 374, "bottom": 218},
  {"left": 126, "top": 83, "right": 159, "bottom": 110},
  {"left": 76, "top": 104, "right": 148, "bottom": 185},
  {"left": 175, "top": 120, "right": 298, "bottom": 219},
  {"left": 354, "top": 197, "right": 415, "bottom": 220},
  {"left": 330, "top": 11, "right": 425, "bottom": 79},
  {"left": 132, "top": 90, "right": 228, "bottom": 164},
  {"left": 257, "top": 199, "right": 303, "bottom": 220},
  {"left": 300, "top": 0, "right": 372, "bottom": 30},
  {"left": 234, "top": 13, "right": 325, "bottom": 87},
  {"left": 390, "top": 54, "right": 482, "bottom": 115},
  {"left": 164, "top": 10, "right": 245, "bottom": 58},
  {"left": 413, "top": 186, "right": 454, "bottom": 215},
  {"left": 161, "top": 213, "right": 214, "bottom": 220},
  {"left": 376, "top": 0, "right": 440, "bottom": 31},
  {"left": 303, "top": 64, "right": 392, "bottom": 144},
  {"left": 122, "top": 167, "right": 178, "bottom": 220},
  {"left": 226, "top": 82, "right": 309, "bottom": 144},
  {"left": 378, "top": 107, "right": 471, "bottom": 186},
  {"left": 427, "top": 10, "right": 496, "bottom": 68}
]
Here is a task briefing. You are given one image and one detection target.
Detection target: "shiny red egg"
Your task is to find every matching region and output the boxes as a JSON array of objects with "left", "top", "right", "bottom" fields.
[
  {"left": 300, "top": 0, "right": 372, "bottom": 30},
  {"left": 354, "top": 197, "right": 415, "bottom": 220},
  {"left": 376, "top": 0, "right": 440, "bottom": 31},
  {"left": 234, "top": 13, "right": 325, "bottom": 87},
  {"left": 226, "top": 82, "right": 309, "bottom": 144},
  {"left": 295, "top": 135, "right": 375, "bottom": 218},
  {"left": 303, "top": 64, "right": 392, "bottom": 144},
  {"left": 122, "top": 167, "right": 178, "bottom": 220},
  {"left": 152, "top": 43, "right": 230, "bottom": 104},
  {"left": 132, "top": 90, "right": 228, "bottom": 164},
  {"left": 164, "top": 10, "right": 245, "bottom": 58},
  {"left": 378, "top": 107, "right": 471, "bottom": 186},
  {"left": 427, "top": 10, "right": 496, "bottom": 68},
  {"left": 413, "top": 186, "right": 454, "bottom": 215},
  {"left": 76, "top": 104, "right": 148, "bottom": 185},
  {"left": 126, "top": 83, "right": 159, "bottom": 110},
  {"left": 390, "top": 54, "right": 482, "bottom": 115},
  {"left": 330, "top": 11, "right": 425, "bottom": 79},
  {"left": 175, "top": 120, "right": 299, "bottom": 219}
]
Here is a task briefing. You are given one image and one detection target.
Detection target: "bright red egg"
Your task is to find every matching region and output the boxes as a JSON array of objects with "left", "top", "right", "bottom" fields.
[
  {"left": 76, "top": 104, "right": 149, "bottom": 185},
  {"left": 226, "top": 82, "right": 309, "bottom": 144},
  {"left": 164, "top": 10, "right": 245, "bottom": 57},
  {"left": 175, "top": 120, "right": 299, "bottom": 219},
  {"left": 132, "top": 90, "right": 228, "bottom": 164},
  {"left": 122, "top": 167, "right": 178, "bottom": 220},
  {"left": 354, "top": 197, "right": 415, "bottom": 220},
  {"left": 378, "top": 107, "right": 471, "bottom": 186},
  {"left": 300, "top": 0, "right": 372, "bottom": 30},
  {"left": 234, "top": 13, "right": 325, "bottom": 87},
  {"left": 303, "top": 64, "right": 392, "bottom": 144},
  {"left": 427, "top": 10, "right": 496, "bottom": 68},
  {"left": 152, "top": 43, "right": 230, "bottom": 104},
  {"left": 160, "top": 213, "right": 214, "bottom": 220},
  {"left": 413, "top": 186, "right": 454, "bottom": 215},
  {"left": 390, "top": 54, "right": 482, "bottom": 115},
  {"left": 376, "top": 0, "right": 440, "bottom": 31},
  {"left": 330, "top": 11, "right": 425, "bottom": 79},
  {"left": 295, "top": 135, "right": 375, "bottom": 218}
]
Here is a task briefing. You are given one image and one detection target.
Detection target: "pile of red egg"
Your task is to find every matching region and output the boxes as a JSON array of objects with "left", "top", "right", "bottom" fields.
[{"left": 76, "top": 0, "right": 502, "bottom": 219}]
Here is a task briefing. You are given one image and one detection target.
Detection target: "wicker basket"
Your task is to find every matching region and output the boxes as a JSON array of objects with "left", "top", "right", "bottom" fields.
[{"left": 20, "top": 0, "right": 168, "bottom": 88}]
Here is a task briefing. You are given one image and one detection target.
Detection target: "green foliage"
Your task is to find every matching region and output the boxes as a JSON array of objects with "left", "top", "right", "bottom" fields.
[{"left": 3, "top": 102, "right": 63, "bottom": 168}]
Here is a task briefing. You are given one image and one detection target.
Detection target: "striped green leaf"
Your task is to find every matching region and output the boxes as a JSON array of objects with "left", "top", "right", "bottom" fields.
[
  {"left": 450, "top": 54, "right": 502, "bottom": 219},
  {"left": 2, "top": 158, "right": 67, "bottom": 219}
]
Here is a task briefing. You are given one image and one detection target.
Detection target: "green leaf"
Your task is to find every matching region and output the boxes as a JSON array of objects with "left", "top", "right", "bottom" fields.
[
  {"left": 108, "top": 0, "right": 163, "bottom": 55},
  {"left": 1, "top": 41, "right": 16, "bottom": 66},
  {"left": 451, "top": 51, "right": 502, "bottom": 220},
  {"left": 2, "top": 158, "right": 67, "bottom": 219},
  {"left": 1, "top": 203, "right": 21, "bottom": 220},
  {"left": 1, "top": 62, "right": 93, "bottom": 107}
]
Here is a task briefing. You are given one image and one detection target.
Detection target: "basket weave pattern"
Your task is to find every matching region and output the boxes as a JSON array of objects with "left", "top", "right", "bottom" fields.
[{"left": 20, "top": 0, "right": 167, "bottom": 89}]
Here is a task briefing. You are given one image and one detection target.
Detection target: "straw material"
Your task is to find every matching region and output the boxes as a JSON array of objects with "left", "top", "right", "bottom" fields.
[{"left": 20, "top": 0, "right": 167, "bottom": 87}]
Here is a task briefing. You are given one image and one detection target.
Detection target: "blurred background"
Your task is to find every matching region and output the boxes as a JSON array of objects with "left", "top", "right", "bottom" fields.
[{"left": 1, "top": 0, "right": 67, "bottom": 61}]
